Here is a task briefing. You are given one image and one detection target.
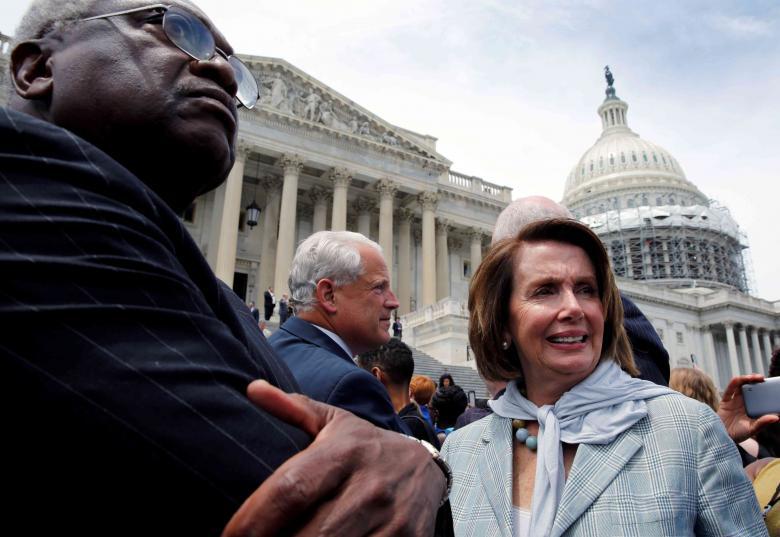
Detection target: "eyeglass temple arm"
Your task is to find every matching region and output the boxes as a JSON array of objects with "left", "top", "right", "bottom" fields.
[{"left": 80, "top": 3, "right": 168, "bottom": 22}]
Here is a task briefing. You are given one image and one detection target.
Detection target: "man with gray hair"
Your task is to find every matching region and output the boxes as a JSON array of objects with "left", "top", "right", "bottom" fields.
[
  {"left": 270, "top": 231, "right": 407, "bottom": 432},
  {"left": 492, "top": 196, "right": 670, "bottom": 385}
]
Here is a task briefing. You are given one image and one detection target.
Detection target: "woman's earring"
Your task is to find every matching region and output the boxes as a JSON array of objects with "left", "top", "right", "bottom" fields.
[{"left": 501, "top": 340, "right": 510, "bottom": 350}]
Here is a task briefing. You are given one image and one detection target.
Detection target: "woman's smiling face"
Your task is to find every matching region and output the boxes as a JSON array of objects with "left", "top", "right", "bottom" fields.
[{"left": 505, "top": 240, "right": 605, "bottom": 397}]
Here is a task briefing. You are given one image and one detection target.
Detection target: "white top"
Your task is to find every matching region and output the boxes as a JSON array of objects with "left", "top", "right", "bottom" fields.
[
  {"left": 512, "top": 506, "right": 531, "bottom": 537},
  {"left": 312, "top": 324, "right": 354, "bottom": 359}
]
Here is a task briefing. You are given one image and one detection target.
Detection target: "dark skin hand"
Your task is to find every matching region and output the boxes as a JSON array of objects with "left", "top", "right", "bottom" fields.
[
  {"left": 717, "top": 374, "right": 780, "bottom": 443},
  {"left": 222, "top": 380, "right": 444, "bottom": 537}
]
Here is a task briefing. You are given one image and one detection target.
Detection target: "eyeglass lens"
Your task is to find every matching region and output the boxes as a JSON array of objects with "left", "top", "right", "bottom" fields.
[{"left": 163, "top": 6, "right": 258, "bottom": 108}]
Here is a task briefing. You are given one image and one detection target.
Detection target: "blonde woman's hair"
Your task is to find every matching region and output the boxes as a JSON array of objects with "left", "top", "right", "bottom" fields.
[{"left": 669, "top": 367, "right": 720, "bottom": 411}]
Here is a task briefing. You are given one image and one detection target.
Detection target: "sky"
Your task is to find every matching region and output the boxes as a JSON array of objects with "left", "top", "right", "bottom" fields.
[{"left": 2, "top": 1, "right": 779, "bottom": 301}]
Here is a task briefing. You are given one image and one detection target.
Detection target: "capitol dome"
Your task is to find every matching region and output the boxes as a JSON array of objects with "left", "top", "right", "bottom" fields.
[
  {"left": 564, "top": 68, "right": 748, "bottom": 292},
  {"left": 563, "top": 77, "right": 707, "bottom": 214}
]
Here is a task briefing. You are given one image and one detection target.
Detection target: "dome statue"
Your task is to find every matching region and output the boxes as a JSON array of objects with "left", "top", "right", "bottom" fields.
[{"left": 563, "top": 69, "right": 749, "bottom": 292}]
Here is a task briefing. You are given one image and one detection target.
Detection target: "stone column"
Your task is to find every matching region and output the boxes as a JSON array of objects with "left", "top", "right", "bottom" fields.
[
  {"left": 354, "top": 197, "right": 374, "bottom": 238},
  {"left": 703, "top": 326, "right": 720, "bottom": 386},
  {"left": 330, "top": 168, "right": 352, "bottom": 231},
  {"left": 738, "top": 325, "right": 753, "bottom": 374},
  {"left": 376, "top": 179, "right": 398, "bottom": 279},
  {"left": 749, "top": 327, "right": 765, "bottom": 375},
  {"left": 256, "top": 175, "right": 282, "bottom": 301},
  {"left": 309, "top": 186, "right": 330, "bottom": 233},
  {"left": 773, "top": 332, "right": 780, "bottom": 350},
  {"left": 761, "top": 331, "right": 773, "bottom": 374},
  {"left": 725, "top": 323, "right": 740, "bottom": 377},
  {"left": 273, "top": 154, "right": 304, "bottom": 297},
  {"left": 468, "top": 228, "right": 483, "bottom": 276},
  {"left": 418, "top": 192, "right": 438, "bottom": 307},
  {"left": 436, "top": 219, "right": 451, "bottom": 301},
  {"left": 207, "top": 142, "right": 248, "bottom": 287},
  {"left": 397, "top": 208, "right": 414, "bottom": 314}
]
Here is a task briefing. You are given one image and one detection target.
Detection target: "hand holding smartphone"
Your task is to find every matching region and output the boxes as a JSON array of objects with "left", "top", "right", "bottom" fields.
[{"left": 741, "top": 376, "right": 780, "bottom": 419}]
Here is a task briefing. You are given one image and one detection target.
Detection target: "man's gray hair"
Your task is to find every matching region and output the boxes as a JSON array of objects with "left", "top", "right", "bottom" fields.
[
  {"left": 13, "top": 0, "right": 196, "bottom": 44},
  {"left": 289, "top": 231, "right": 383, "bottom": 312},
  {"left": 491, "top": 196, "right": 573, "bottom": 244}
]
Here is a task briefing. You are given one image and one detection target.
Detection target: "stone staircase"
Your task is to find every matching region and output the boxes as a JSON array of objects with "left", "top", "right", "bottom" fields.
[{"left": 410, "top": 346, "right": 488, "bottom": 399}]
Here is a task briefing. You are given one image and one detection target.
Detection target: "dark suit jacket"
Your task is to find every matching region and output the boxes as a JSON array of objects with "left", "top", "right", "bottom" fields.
[
  {"left": 0, "top": 108, "right": 310, "bottom": 535},
  {"left": 269, "top": 317, "right": 408, "bottom": 433},
  {"left": 621, "top": 293, "right": 670, "bottom": 386}
]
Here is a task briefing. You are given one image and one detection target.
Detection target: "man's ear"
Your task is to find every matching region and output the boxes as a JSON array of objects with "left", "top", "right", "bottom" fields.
[
  {"left": 11, "top": 40, "right": 54, "bottom": 100},
  {"left": 370, "top": 367, "right": 388, "bottom": 387},
  {"left": 315, "top": 279, "right": 338, "bottom": 314}
]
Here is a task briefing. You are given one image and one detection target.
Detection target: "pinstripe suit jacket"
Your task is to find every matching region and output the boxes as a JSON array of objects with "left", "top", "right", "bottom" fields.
[
  {"left": 0, "top": 108, "right": 311, "bottom": 535},
  {"left": 441, "top": 393, "right": 767, "bottom": 537}
]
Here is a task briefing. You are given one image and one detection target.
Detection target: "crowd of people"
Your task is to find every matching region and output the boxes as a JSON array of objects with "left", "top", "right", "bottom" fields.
[{"left": 1, "top": 0, "right": 778, "bottom": 535}]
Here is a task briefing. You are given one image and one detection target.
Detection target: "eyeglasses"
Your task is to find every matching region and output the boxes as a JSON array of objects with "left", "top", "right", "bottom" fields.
[{"left": 80, "top": 4, "right": 259, "bottom": 109}]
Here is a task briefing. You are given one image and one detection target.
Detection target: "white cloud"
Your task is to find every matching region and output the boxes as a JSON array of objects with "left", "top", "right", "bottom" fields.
[{"left": 708, "top": 14, "right": 773, "bottom": 39}]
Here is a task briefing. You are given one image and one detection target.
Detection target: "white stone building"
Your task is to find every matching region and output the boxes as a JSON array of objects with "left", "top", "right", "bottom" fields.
[
  {"left": 1, "top": 34, "right": 777, "bottom": 387},
  {"left": 563, "top": 73, "right": 780, "bottom": 388},
  {"left": 183, "top": 56, "right": 510, "bottom": 318}
]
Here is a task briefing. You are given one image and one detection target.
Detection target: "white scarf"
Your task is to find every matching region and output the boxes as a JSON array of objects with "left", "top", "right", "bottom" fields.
[{"left": 488, "top": 360, "right": 675, "bottom": 536}]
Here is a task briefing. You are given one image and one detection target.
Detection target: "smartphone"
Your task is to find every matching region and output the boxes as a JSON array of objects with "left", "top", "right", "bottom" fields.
[{"left": 741, "top": 377, "right": 780, "bottom": 418}]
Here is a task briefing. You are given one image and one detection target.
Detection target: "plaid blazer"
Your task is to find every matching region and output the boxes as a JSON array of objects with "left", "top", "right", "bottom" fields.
[{"left": 441, "top": 393, "right": 767, "bottom": 537}]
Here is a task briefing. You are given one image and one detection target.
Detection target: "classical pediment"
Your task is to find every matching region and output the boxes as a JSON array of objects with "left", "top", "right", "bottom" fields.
[{"left": 239, "top": 55, "right": 450, "bottom": 168}]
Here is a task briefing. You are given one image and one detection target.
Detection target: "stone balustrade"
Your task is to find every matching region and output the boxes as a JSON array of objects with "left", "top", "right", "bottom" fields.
[{"left": 445, "top": 171, "right": 511, "bottom": 202}]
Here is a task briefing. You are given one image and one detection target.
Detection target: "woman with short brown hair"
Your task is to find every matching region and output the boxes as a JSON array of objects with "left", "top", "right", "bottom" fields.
[{"left": 441, "top": 218, "right": 765, "bottom": 536}]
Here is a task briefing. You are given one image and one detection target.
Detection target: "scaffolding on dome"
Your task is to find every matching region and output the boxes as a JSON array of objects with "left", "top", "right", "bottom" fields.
[{"left": 581, "top": 203, "right": 749, "bottom": 293}]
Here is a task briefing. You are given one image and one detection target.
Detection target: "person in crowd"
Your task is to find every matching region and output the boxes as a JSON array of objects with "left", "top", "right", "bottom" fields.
[
  {"left": 442, "top": 218, "right": 765, "bottom": 536},
  {"left": 432, "top": 385, "right": 468, "bottom": 443},
  {"left": 263, "top": 286, "right": 275, "bottom": 320},
  {"left": 411, "top": 374, "right": 437, "bottom": 426},
  {"left": 248, "top": 300, "right": 260, "bottom": 322},
  {"left": 669, "top": 366, "right": 719, "bottom": 410},
  {"left": 439, "top": 372, "right": 456, "bottom": 389},
  {"left": 492, "top": 196, "right": 670, "bottom": 385},
  {"left": 757, "top": 348, "right": 780, "bottom": 458},
  {"left": 358, "top": 338, "right": 440, "bottom": 448},
  {"left": 269, "top": 231, "right": 406, "bottom": 432},
  {"left": 455, "top": 379, "right": 507, "bottom": 429},
  {"left": 671, "top": 367, "right": 779, "bottom": 464},
  {"left": 393, "top": 314, "right": 403, "bottom": 339},
  {"left": 278, "top": 293, "right": 290, "bottom": 324},
  {"left": 1, "top": 1, "right": 449, "bottom": 534},
  {"left": 258, "top": 320, "right": 272, "bottom": 338}
]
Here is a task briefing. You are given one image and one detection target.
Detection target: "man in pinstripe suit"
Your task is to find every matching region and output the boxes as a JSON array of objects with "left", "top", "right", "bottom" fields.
[{"left": 0, "top": 1, "right": 448, "bottom": 535}]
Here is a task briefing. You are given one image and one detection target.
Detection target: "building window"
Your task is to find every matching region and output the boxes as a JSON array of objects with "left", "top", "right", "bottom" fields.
[
  {"left": 238, "top": 211, "right": 246, "bottom": 232},
  {"left": 676, "top": 331, "right": 684, "bottom": 344},
  {"left": 463, "top": 260, "right": 472, "bottom": 278}
]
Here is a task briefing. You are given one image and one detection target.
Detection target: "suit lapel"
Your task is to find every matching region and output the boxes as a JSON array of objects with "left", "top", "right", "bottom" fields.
[
  {"left": 477, "top": 416, "right": 514, "bottom": 537},
  {"left": 550, "top": 426, "right": 643, "bottom": 537}
]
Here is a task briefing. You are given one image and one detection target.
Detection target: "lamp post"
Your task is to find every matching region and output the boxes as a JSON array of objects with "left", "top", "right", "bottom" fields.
[
  {"left": 245, "top": 178, "right": 262, "bottom": 228},
  {"left": 245, "top": 200, "right": 261, "bottom": 228}
]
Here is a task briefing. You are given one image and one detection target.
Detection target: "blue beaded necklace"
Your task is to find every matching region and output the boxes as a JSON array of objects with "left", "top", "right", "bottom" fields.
[{"left": 512, "top": 419, "right": 538, "bottom": 451}]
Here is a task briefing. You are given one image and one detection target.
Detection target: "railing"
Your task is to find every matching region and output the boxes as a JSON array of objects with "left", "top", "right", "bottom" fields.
[
  {"left": 445, "top": 170, "right": 512, "bottom": 202},
  {"left": 401, "top": 297, "right": 468, "bottom": 328},
  {"left": 618, "top": 279, "right": 780, "bottom": 313},
  {"left": 0, "top": 33, "right": 12, "bottom": 57}
]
